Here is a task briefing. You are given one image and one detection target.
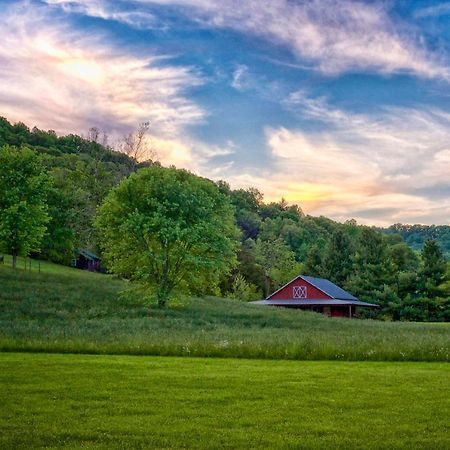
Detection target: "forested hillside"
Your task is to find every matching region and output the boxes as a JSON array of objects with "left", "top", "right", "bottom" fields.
[
  {"left": 0, "top": 117, "right": 151, "bottom": 263},
  {"left": 0, "top": 116, "right": 448, "bottom": 321},
  {"left": 381, "top": 224, "right": 450, "bottom": 259}
]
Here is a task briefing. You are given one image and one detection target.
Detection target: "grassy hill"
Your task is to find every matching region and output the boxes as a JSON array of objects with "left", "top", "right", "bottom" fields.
[{"left": 0, "top": 259, "right": 448, "bottom": 361}]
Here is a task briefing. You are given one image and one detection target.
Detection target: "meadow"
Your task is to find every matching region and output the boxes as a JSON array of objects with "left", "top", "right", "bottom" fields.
[
  {"left": 0, "top": 259, "right": 449, "bottom": 361},
  {"left": 1, "top": 352, "right": 449, "bottom": 449}
]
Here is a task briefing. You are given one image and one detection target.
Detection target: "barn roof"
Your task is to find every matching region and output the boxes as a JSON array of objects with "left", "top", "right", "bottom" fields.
[
  {"left": 251, "top": 299, "right": 378, "bottom": 307},
  {"left": 300, "top": 276, "right": 357, "bottom": 300},
  {"left": 266, "top": 275, "right": 358, "bottom": 301},
  {"left": 78, "top": 249, "right": 101, "bottom": 261}
]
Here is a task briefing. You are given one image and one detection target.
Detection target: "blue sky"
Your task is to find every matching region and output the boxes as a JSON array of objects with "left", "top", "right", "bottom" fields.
[{"left": 1, "top": 0, "right": 450, "bottom": 225}]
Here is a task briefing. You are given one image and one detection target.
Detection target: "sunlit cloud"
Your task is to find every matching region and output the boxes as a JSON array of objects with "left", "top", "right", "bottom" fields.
[
  {"left": 216, "top": 94, "right": 450, "bottom": 226},
  {"left": 49, "top": 0, "right": 450, "bottom": 79},
  {"left": 0, "top": 1, "right": 205, "bottom": 168}
]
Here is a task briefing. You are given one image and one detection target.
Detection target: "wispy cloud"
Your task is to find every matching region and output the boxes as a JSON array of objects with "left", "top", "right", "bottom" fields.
[
  {"left": 414, "top": 2, "right": 450, "bottom": 19},
  {"left": 49, "top": 0, "right": 450, "bottom": 79},
  {"left": 45, "top": 0, "right": 158, "bottom": 29},
  {"left": 230, "top": 64, "right": 250, "bottom": 91},
  {"left": 0, "top": 1, "right": 206, "bottom": 166},
  {"left": 217, "top": 93, "right": 450, "bottom": 226}
]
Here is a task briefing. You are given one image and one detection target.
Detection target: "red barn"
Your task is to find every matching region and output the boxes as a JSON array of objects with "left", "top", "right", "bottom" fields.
[{"left": 251, "top": 275, "right": 378, "bottom": 318}]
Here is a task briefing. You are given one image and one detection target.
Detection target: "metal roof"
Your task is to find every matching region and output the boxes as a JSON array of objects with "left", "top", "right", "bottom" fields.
[
  {"left": 251, "top": 299, "right": 379, "bottom": 307},
  {"left": 300, "top": 276, "right": 357, "bottom": 300},
  {"left": 78, "top": 249, "right": 101, "bottom": 261}
]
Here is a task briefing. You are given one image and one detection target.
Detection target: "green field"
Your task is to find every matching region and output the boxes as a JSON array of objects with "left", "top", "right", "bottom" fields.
[
  {"left": 1, "top": 260, "right": 450, "bottom": 449},
  {"left": 0, "top": 261, "right": 449, "bottom": 361},
  {"left": 1, "top": 353, "right": 449, "bottom": 449}
]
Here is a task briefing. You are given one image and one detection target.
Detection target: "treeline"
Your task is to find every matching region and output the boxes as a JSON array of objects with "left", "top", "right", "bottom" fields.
[
  {"left": 217, "top": 184, "right": 449, "bottom": 321},
  {"left": 0, "top": 117, "right": 448, "bottom": 321},
  {"left": 0, "top": 117, "right": 152, "bottom": 264},
  {"left": 380, "top": 224, "right": 450, "bottom": 259}
]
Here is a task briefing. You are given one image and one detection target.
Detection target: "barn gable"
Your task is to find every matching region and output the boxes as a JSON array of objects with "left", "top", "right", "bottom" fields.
[
  {"left": 268, "top": 276, "right": 331, "bottom": 300},
  {"left": 267, "top": 275, "right": 357, "bottom": 301}
]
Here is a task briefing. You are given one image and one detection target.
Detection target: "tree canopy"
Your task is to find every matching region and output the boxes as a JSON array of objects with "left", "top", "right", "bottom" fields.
[
  {"left": 96, "top": 166, "right": 238, "bottom": 306},
  {"left": 0, "top": 145, "right": 51, "bottom": 267}
]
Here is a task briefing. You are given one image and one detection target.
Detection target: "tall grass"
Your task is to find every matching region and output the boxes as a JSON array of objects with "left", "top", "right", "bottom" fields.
[{"left": 0, "top": 264, "right": 448, "bottom": 361}]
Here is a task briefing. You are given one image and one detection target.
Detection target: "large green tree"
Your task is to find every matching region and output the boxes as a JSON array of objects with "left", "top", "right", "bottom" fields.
[
  {"left": 0, "top": 145, "right": 51, "bottom": 268},
  {"left": 95, "top": 166, "right": 238, "bottom": 306}
]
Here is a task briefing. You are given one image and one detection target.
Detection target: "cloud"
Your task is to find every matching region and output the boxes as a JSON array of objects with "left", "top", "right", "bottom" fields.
[
  {"left": 215, "top": 93, "right": 450, "bottom": 226},
  {"left": 0, "top": 1, "right": 209, "bottom": 168},
  {"left": 45, "top": 0, "right": 158, "bottom": 29},
  {"left": 414, "top": 3, "right": 450, "bottom": 19},
  {"left": 49, "top": 0, "right": 450, "bottom": 79},
  {"left": 230, "top": 64, "right": 250, "bottom": 91}
]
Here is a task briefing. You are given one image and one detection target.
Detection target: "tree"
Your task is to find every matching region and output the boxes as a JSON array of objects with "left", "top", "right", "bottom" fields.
[
  {"left": 227, "top": 274, "right": 261, "bottom": 301},
  {"left": 303, "top": 244, "right": 323, "bottom": 277},
  {"left": 345, "top": 228, "right": 397, "bottom": 310},
  {"left": 321, "top": 229, "right": 353, "bottom": 285},
  {"left": 0, "top": 146, "right": 51, "bottom": 268},
  {"left": 95, "top": 166, "right": 238, "bottom": 306},
  {"left": 118, "top": 122, "right": 156, "bottom": 169},
  {"left": 254, "top": 238, "right": 301, "bottom": 297},
  {"left": 420, "top": 239, "right": 447, "bottom": 297}
]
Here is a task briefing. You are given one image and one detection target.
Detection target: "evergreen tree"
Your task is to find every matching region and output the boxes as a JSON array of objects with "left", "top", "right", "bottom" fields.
[
  {"left": 303, "top": 245, "right": 323, "bottom": 277},
  {"left": 321, "top": 229, "right": 353, "bottom": 285},
  {"left": 345, "top": 228, "right": 398, "bottom": 309},
  {"left": 420, "top": 239, "right": 447, "bottom": 297}
]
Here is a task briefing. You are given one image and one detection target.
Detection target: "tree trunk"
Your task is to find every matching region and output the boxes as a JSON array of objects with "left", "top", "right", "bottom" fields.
[
  {"left": 12, "top": 252, "right": 17, "bottom": 269},
  {"left": 156, "top": 286, "right": 169, "bottom": 308}
]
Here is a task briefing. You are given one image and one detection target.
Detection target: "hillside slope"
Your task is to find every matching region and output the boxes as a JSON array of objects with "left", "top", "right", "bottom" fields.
[{"left": 0, "top": 262, "right": 448, "bottom": 361}]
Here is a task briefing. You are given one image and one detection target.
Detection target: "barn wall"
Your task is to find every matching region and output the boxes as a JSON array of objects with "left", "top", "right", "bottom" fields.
[
  {"left": 331, "top": 307, "right": 349, "bottom": 318},
  {"left": 270, "top": 278, "right": 330, "bottom": 300}
]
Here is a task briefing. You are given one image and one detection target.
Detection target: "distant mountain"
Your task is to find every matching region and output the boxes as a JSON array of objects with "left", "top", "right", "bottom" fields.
[{"left": 380, "top": 224, "right": 450, "bottom": 259}]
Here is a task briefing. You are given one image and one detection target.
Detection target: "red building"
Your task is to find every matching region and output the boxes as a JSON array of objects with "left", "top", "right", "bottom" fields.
[{"left": 251, "top": 275, "right": 378, "bottom": 318}]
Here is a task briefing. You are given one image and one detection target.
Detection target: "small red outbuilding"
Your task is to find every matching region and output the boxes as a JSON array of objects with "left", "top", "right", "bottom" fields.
[{"left": 251, "top": 275, "right": 378, "bottom": 318}]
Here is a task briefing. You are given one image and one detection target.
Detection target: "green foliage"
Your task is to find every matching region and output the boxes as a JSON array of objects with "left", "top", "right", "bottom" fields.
[
  {"left": 0, "top": 117, "right": 142, "bottom": 261},
  {"left": 382, "top": 223, "right": 450, "bottom": 259},
  {"left": 0, "top": 146, "right": 51, "bottom": 267},
  {"left": 345, "top": 229, "right": 396, "bottom": 303},
  {"left": 227, "top": 273, "right": 261, "bottom": 301},
  {"left": 303, "top": 244, "right": 323, "bottom": 277},
  {"left": 96, "top": 166, "right": 238, "bottom": 305},
  {"left": 421, "top": 239, "right": 447, "bottom": 293},
  {"left": 321, "top": 229, "right": 353, "bottom": 285},
  {"left": 254, "top": 238, "right": 301, "bottom": 297}
]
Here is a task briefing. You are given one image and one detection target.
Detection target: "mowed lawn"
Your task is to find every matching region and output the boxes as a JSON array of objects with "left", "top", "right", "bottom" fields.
[{"left": 0, "top": 353, "right": 449, "bottom": 449}]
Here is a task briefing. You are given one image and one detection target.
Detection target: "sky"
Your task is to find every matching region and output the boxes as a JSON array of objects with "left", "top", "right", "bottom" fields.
[{"left": 0, "top": 0, "right": 450, "bottom": 226}]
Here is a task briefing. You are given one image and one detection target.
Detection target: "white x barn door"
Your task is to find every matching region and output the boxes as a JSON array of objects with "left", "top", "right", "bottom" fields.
[{"left": 293, "top": 285, "right": 307, "bottom": 298}]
